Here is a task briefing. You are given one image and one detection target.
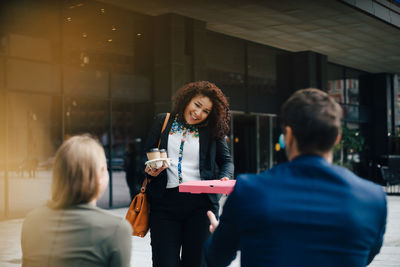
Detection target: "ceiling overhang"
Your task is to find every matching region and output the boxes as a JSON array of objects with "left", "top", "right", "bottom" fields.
[{"left": 100, "top": 0, "right": 400, "bottom": 74}]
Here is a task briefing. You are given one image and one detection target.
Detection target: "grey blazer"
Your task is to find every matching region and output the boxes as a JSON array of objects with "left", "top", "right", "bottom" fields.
[{"left": 21, "top": 204, "right": 132, "bottom": 267}]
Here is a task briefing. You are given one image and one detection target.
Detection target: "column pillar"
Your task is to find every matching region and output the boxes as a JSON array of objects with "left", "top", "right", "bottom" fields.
[
  {"left": 153, "top": 14, "right": 207, "bottom": 113},
  {"left": 277, "top": 51, "right": 328, "bottom": 111}
]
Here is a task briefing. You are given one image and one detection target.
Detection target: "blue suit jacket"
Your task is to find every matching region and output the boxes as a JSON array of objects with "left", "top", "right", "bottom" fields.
[{"left": 204, "top": 155, "right": 387, "bottom": 267}]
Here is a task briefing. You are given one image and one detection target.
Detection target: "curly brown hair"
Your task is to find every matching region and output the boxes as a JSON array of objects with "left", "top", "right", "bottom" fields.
[{"left": 172, "top": 81, "right": 231, "bottom": 139}]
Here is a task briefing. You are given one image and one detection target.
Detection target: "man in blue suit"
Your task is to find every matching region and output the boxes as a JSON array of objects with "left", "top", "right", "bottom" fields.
[{"left": 204, "top": 88, "right": 387, "bottom": 267}]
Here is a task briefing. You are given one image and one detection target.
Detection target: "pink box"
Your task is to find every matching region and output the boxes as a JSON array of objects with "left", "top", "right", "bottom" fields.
[{"left": 179, "top": 180, "right": 236, "bottom": 195}]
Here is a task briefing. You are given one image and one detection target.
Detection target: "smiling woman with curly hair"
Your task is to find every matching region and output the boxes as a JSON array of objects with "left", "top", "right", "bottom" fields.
[
  {"left": 172, "top": 81, "right": 231, "bottom": 139},
  {"left": 143, "top": 81, "right": 234, "bottom": 267}
]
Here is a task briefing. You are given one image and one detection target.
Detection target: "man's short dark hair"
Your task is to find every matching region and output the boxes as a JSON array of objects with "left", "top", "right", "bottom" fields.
[{"left": 281, "top": 88, "right": 343, "bottom": 154}]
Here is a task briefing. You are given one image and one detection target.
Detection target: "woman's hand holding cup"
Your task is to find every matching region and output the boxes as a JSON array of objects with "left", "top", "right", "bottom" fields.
[
  {"left": 145, "top": 164, "right": 166, "bottom": 177},
  {"left": 145, "top": 148, "right": 168, "bottom": 177}
]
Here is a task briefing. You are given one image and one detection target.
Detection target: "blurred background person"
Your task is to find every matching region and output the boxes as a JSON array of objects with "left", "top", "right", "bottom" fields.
[{"left": 124, "top": 142, "right": 139, "bottom": 199}]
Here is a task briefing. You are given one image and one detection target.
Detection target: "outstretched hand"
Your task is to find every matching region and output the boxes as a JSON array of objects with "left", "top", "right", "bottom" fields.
[{"left": 207, "top": 210, "right": 219, "bottom": 234}]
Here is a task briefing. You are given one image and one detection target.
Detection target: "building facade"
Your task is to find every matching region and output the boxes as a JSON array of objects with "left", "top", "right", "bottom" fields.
[{"left": 1, "top": 0, "right": 400, "bottom": 219}]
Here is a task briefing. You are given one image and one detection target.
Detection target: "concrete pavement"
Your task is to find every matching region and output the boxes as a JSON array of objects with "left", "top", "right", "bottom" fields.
[{"left": 1, "top": 196, "right": 399, "bottom": 267}]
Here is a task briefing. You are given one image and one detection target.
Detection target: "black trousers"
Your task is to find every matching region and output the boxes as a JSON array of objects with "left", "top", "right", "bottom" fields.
[{"left": 149, "top": 187, "right": 214, "bottom": 267}]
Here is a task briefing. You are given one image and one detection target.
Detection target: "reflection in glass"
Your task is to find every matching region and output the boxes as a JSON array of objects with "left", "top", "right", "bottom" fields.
[
  {"left": 7, "top": 59, "right": 60, "bottom": 93},
  {"left": 232, "top": 114, "right": 279, "bottom": 176},
  {"left": 0, "top": 56, "right": 4, "bottom": 84},
  {"left": 111, "top": 100, "right": 134, "bottom": 207},
  {"left": 9, "top": 33, "right": 54, "bottom": 62},
  {"left": 345, "top": 79, "right": 359, "bottom": 105},
  {"left": 206, "top": 32, "right": 245, "bottom": 74},
  {"left": 62, "top": 0, "right": 136, "bottom": 72},
  {"left": 206, "top": 32, "right": 246, "bottom": 110},
  {"left": 64, "top": 96, "right": 110, "bottom": 207},
  {"left": 342, "top": 104, "right": 359, "bottom": 122},
  {"left": 7, "top": 92, "right": 61, "bottom": 217},
  {"left": 327, "top": 79, "right": 344, "bottom": 103},
  {"left": 63, "top": 67, "right": 108, "bottom": 97},
  {"left": 247, "top": 43, "right": 281, "bottom": 94},
  {"left": 64, "top": 97, "right": 108, "bottom": 140},
  {"left": 259, "top": 116, "right": 277, "bottom": 172},
  {"left": 233, "top": 114, "right": 257, "bottom": 176},
  {"left": 111, "top": 73, "right": 151, "bottom": 102},
  {"left": 0, "top": 91, "right": 5, "bottom": 216},
  {"left": 110, "top": 101, "right": 151, "bottom": 206},
  {"left": 395, "top": 76, "right": 400, "bottom": 137}
]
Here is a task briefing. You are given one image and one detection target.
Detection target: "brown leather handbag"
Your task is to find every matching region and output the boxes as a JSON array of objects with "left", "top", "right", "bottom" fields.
[
  {"left": 125, "top": 113, "right": 170, "bottom": 237},
  {"left": 126, "top": 178, "right": 150, "bottom": 237}
]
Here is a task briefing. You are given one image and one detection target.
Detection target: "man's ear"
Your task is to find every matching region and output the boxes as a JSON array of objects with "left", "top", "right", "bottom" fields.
[
  {"left": 284, "top": 126, "right": 301, "bottom": 161},
  {"left": 284, "top": 126, "right": 293, "bottom": 147},
  {"left": 334, "top": 133, "right": 342, "bottom": 146}
]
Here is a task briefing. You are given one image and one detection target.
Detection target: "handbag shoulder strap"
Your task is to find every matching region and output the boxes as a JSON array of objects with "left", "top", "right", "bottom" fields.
[
  {"left": 157, "top": 113, "right": 170, "bottom": 148},
  {"left": 144, "top": 113, "right": 170, "bottom": 189}
]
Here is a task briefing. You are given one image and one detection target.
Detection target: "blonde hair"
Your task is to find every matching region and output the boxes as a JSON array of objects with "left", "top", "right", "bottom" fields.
[{"left": 49, "top": 134, "right": 106, "bottom": 209}]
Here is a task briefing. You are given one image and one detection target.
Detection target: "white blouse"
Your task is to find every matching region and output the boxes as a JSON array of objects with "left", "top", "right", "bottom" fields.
[{"left": 166, "top": 120, "right": 201, "bottom": 188}]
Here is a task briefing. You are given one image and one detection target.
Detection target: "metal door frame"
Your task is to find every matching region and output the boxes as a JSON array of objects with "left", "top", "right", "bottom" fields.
[{"left": 230, "top": 111, "right": 277, "bottom": 174}]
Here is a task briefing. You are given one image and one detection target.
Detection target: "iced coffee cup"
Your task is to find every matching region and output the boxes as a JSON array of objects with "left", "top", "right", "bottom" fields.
[
  {"left": 147, "top": 148, "right": 160, "bottom": 160},
  {"left": 159, "top": 149, "right": 168, "bottom": 158}
]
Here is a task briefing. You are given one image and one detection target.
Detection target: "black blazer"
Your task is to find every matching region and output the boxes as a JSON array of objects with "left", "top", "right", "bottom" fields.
[{"left": 144, "top": 113, "right": 234, "bottom": 211}]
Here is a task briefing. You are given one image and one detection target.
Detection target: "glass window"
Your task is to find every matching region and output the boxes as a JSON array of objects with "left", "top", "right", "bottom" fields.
[
  {"left": 7, "top": 59, "right": 60, "bottom": 93},
  {"left": 206, "top": 32, "right": 245, "bottom": 110},
  {"left": 3, "top": 1, "right": 60, "bottom": 94},
  {"left": 247, "top": 43, "right": 285, "bottom": 113},
  {"left": 206, "top": 32, "right": 245, "bottom": 75},
  {"left": 9, "top": 33, "right": 54, "bottom": 62},
  {"left": 391, "top": 75, "right": 400, "bottom": 155},
  {"left": 0, "top": 56, "right": 4, "bottom": 86},
  {"left": 111, "top": 73, "right": 151, "bottom": 102},
  {"left": 0, "top": 91, "right": 5, "bottom": 216},
  {"left": 64, "top": 96, "right": 108, "bottom": 140},
  {"left": 109, "top": 101, "right": 153, "bottom": 206},
  {"left": 111, "top": 101, "right": 137, "bottom": 206},
  {"left": 258, "top": 115, "right": 278, "bottom": 172},
  {"left": 62, "top": 0, "right": 145, "bottom": 73},
  {"left": 328, "top": 64, "right": 369, "bottom": 172},
  {"left": 3, "top": 0, "right": 59, "bottom": 62},
  {"left": 62, "top": 0, "right": 135, "bottom": 64},
  {"left": 0, "top": 33, "right": 6, "bottom": 56},
  {"left": 247, "top": 43, "right": 281, "bottom": 92},
  {"left": 1, "top": 0, "right": 155, "bottom": 215},
  {"left": 112, "top": 101, "right": 136, "bottom": 206},
  {"left": 232, "top": 114, "right": 257, "bottom": 175},
  {"left": 63, "top": 66, "right": 108, "bottom": 97},
  {"left": 62, "top": 0, "right": 152, "bottom": 98},
  {"left": 7, "top": 92, "right": 61, "bottom": 217},
  {"left": 327, "top": 64, "right": 366, "bottom": 124},
  {"left": 327, "top": 63, "right": 345, "bottom": 103},
  {"left": 342, "top": 68, "right": 367, "bottom": 126},
  {"left": 395, "top": 75, "right": 400, "bottom": 137},
  {"left": 64, "top": 96, "right": 110, "bottom": 207}
]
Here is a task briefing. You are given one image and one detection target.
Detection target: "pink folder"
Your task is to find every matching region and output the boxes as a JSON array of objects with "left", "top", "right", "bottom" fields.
[{"left": 179, "top": 180, "right": 236, "bottom": 195}]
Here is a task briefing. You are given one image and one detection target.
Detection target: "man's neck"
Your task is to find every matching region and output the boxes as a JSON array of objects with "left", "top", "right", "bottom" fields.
[{"left": 291, "top": 151, "right": 333, "bottom": 163}]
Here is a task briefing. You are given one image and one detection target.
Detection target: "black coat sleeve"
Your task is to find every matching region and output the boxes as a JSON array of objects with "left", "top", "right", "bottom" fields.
[
  {"left": 144, "top": 113, "right": 167, "bottom": 152},
  {"left": 215, "top": 137, "right": 234, "bottom": 179},
  {"left": 142, "top": 113, "right": 169, "bottom": 198}
]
